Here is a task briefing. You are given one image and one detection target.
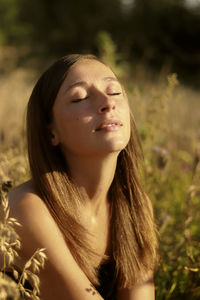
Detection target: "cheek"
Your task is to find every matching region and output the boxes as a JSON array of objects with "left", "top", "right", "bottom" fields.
[
  {"left": 54, "top": 109, "right": 93, "bottom": 139},
  {"left": 119, "top": 101, "right": 130, "bottom": 120},
  {"left": 123, "top": 105, "right": 131, "bottom": 135}
]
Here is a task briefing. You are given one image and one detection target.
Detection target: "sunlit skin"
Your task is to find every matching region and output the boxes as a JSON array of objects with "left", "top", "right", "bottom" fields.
[
  {"left": 50, "top": 60, "right": 130, "bottom": 157},
  {"left": 7, "top": 59, "right": 155, "bottom": 300},
  {"left": 49, "top": 59, "right": 131, "bottom": 212}
]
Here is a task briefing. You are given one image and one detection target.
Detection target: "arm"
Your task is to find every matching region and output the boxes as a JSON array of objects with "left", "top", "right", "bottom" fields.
[
  {"left": 8, "top": 187, "right": 104, "bottom": 300},
  {"left": 117, "top": 276, "right": 155, "bottom": 300}
]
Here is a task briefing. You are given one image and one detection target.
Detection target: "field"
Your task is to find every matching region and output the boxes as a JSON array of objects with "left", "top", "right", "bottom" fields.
[{"left": 0, "top": 53, "right": 200, "bottom": 299}]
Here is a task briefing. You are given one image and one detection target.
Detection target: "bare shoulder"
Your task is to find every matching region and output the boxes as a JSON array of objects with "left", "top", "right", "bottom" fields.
[
  {"left": 8, "top": 180, "right": 64, "bottom": 252},
  {"left": 8, "top": 180, "right": 43, "bottom": 208},
  {"left": 9, "top": 180, "right": 63, "bottom": 228}
]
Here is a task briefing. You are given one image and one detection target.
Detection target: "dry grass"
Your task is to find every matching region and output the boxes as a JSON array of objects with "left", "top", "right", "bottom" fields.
[
  {"left": 0, "top": 68, "right": 36, "bottom": 149},
  {"left": 129, "top": 75, "right": 200, "bottom": 153},
  {"left": 0, "top": 192, "right": 47, "bottom": 300}
]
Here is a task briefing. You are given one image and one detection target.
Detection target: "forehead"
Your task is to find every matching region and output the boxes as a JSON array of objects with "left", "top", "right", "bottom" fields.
[{"left": 64, "top": 59, "right": 117, "bottom": 86}]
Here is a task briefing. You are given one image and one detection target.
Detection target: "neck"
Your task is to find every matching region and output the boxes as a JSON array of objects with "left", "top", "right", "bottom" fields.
[{"left": 64, "top": 152, "right": 118, "bottom": 213}]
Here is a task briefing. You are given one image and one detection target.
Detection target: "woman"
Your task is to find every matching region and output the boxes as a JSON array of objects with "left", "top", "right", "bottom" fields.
[{"left": 9, "top": 54, "right": 158, "bottom": 300}]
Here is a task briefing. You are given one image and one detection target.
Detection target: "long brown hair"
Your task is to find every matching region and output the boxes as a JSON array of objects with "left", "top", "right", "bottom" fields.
[{"left": 27, "top": 54, "right": 158, "bottom": 287}]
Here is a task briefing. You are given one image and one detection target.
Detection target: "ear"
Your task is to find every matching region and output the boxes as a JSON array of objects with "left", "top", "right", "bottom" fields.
[
  {"left": 47, "top": 125, "right": 59, "bottom": 146},
  {"left": 50, "top": 132, "right": 59, "bottom": 146}
]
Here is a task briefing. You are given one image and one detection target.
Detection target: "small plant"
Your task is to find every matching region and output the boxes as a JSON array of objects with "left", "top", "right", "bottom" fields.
[
  {"left": 0, "top": 190, "right": 47, "bottom": 300},
  {"left": 96, "top": 31, "right": 129, "bottom": 79}
]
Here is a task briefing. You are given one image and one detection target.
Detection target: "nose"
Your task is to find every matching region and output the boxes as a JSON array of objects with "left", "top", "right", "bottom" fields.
[{"left": 97, "top": 93, "right": 116, "bottom": 114}]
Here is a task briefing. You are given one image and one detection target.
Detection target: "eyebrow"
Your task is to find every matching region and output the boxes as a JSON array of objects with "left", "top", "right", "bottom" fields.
[
  {"left": 65, "top": 77, "right": 120, "bottom": 93},
  {"left": 102, "top": 76, "right": 119, "bottom": 83}
]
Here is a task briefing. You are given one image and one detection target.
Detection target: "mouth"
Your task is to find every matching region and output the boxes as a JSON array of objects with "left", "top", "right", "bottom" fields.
[{"left": 95, "top": 119, "right": 123, "bottom": 132}]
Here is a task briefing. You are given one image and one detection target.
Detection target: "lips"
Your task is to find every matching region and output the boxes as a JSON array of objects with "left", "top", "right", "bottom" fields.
[{"left": 96, "top": 119, "right": 123, "bottom": 131}]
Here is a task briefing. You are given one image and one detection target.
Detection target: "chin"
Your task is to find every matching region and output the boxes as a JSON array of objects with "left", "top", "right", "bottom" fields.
[{"left": 102, "top": 139, "right": 129, "bottom": 153}]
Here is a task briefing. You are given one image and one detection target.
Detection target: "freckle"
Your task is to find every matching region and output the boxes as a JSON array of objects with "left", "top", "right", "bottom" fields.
[{"left": 92, "top": 291, "right": 96, "bottom": 295}]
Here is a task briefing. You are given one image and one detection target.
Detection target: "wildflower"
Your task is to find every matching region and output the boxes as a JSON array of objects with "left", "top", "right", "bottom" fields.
[
  {"left": 182, "top": 163, "right": 190, "bottom": 172},
  {"left": 152, "top": 145, "right": 169, "bottom": 169}
]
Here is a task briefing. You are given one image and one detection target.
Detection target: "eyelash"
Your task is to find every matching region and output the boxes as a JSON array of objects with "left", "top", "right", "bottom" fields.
[
  {"left": 71, "top": 92, "right": 121, "bottom": 103},
  {"left": 72, "top": 97, "right": 88, "bottom": 103},
  {"left": 108, "top": 92, "right": 121, "bottom": 96}
]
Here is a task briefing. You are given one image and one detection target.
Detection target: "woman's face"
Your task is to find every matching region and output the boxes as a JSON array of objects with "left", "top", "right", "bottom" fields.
[{"left": 50, "top": 59, "right": 131, "bottom": 159}]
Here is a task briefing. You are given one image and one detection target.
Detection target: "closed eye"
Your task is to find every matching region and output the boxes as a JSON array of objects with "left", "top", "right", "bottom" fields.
[
  {"left": 108, "top": 92, "right": 121, "bottom": 96},
  {"left": 72, "top": 97, "right": 88, "bottom": 103}
]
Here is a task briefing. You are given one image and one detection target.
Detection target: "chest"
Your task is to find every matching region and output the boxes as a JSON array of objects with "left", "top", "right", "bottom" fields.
[
  {"left": 81, "top": 207, "right": 111, "bottom": 266},
  {"left": 92, "top": 217, "right": 110, "bottom": 250}
]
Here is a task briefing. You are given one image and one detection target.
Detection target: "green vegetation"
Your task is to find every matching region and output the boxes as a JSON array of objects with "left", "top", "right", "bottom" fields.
[
  {"left": 0, "top": 0, "right": 200, "bottom": 87},
  {"left": 0, "top": 35, "right": 200, "bottom": 299}
]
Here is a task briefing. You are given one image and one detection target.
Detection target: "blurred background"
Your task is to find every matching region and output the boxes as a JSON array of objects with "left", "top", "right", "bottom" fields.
[
  {"left": 0, "top": 0, "right": 200, "bottom": 299},
  {"left": 0, "top": 0, "right": 200, "bottom": 86}
]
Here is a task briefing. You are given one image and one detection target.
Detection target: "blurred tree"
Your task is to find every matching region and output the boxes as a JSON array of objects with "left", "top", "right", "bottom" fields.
[
  {"left": 0, "top": 0, "right": 200, "bottom": 87},
  {"left": 15, "top": 0, "right": 123, "bottom": 57},
  {"left": 125, "top": 0, "right": 200, "bottom": 86},
  {"left": 0, "top": 0, "right": 24, "bottom": 44}
]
